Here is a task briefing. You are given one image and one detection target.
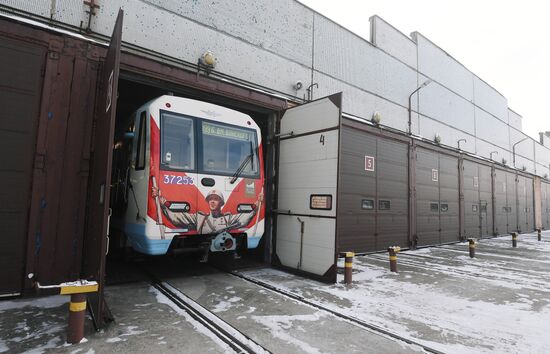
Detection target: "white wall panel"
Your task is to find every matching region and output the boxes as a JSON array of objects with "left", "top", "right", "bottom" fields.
[
  {"left": 509, "top": 128, "right": 534, "bottom": 161},
  {"left": 536, "top": 143, "right": 550, "bottom": 167},
  {"left": 475, "top": 107, "right": 509, "bottom": 150},
  {"left": 134, "top": 0, "right": 314, "bottom": 66},
  {"left": 313, "top": 71, "right": 410, "bottom": 132},
  {"left": 93, "top": 0, "right": 310, "bottom": 96},
  {"left": 419, "top": 116, "right": 476, "bottom": 154},
  {"left": 313, "top": 14, "right": 417, "bottom": 107},
  {"left": 370, "top": 15, "right": 416, "bottom": 68},
  {"left": 1, "top": 0, "right": 51, "bottom": 17},
  {"left": 414, "top": 32, "right": 474, "bottom": 102},
  {"left": 508, "top": 109, "right": 523, "bottom": 131},
  {"left": 473, "top": 76, "right": 508, "bottom": 123},
  {"left": 476, "top": 139, "right": 511, "bottom": 165},
  {"left": 50, "top": 0, "right": 87, "bottom": 28},
  {"left": 419, "top": 82, "right": 475, "bottom": 135}
]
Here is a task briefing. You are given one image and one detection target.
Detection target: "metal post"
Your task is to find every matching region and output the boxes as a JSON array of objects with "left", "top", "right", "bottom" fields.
[
  {"left": 344, "top": 252, "right": 354, "bottom": 285},
  {"left": 35, "top": 280, "right": 99, "bottom": 345},
  {"left": 468, "top": 238, "right": 476, "bottom": 258},
  {"left": 538, "top": 228, "right": 542, "bottom": 241},
  {"left": 512, "top": 232, "right": 518, "bottom": 248},
  {"left": 388, "top": 246, "right": 400, "bottom": 272},
  {"left": 67, "top": 293, "right": 87, "bottom": 344}
]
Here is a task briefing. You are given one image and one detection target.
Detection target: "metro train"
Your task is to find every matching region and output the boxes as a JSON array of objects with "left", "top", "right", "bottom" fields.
[{"left": 111, "top": 95, "right": 265, "bottom": 258}]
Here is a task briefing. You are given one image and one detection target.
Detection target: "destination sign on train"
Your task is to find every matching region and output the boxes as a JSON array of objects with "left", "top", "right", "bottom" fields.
[{"left": 203, "top": 122, "right": 250, "bottom": 141}]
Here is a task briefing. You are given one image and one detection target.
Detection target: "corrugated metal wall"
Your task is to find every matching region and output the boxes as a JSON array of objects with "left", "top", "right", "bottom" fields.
[{"left": 0, "top": 36, "right": 45, "bottom": 295}]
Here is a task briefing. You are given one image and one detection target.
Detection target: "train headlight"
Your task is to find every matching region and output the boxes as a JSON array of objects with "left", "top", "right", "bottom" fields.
[
  {"left": 168, "top": 202, "right": 190, "bottom": 212},
  {"left": 237, "top": 204, "right": 254, "bottom": 213}
]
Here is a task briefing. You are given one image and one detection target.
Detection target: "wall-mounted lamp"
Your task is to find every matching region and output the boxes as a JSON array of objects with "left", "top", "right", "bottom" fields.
[
  {"left": 457, "top": 138, "right": 467, "bottom": 150},
  {"left": 490, "top": 151, "right": 499, "bottom": 161},
  {"left": 198, "top": 51, "right": 217, "bottom": 75},
  {"left": 434, "top": 134, "right": 442, "bottom": 145},
  {"left": 371, "top": 111, "right": 381, "bottom": 125},
  {"left": 293, "top": 81, "right": 303, "bottom": 91}
]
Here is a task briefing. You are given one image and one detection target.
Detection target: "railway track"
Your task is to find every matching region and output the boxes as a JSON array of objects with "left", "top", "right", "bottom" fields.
[
  {"left": 220, "top": 267, "right": 444, "bottom": 354},
  {"left": 152, "top": 280, "right": 271, "bottom": 354}
]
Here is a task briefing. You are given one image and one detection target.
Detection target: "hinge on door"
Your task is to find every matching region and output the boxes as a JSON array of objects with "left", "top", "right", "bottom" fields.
[{"left": 34, "top": 153, "right": 46, "bottom": 171}]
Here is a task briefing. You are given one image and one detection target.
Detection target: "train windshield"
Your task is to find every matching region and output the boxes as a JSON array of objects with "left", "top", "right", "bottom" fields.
[
  {"left": 159, "top": 111, "right": 259, "bottom": 178},
  {"left": 200, "top": 120, "right": 259, "bottom": 178}
]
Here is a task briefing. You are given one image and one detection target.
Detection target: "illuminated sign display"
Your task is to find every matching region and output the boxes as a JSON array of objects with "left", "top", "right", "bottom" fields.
[{"left": 202, "top": 122, "right": 250, "bottom": 141}]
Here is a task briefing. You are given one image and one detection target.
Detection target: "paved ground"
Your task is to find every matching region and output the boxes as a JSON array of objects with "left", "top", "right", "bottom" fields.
[{"left": 1, "top": 230, "right": 549, "bottom": 353}]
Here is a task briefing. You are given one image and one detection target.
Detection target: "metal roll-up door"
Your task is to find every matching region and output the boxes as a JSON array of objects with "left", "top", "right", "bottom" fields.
[
  {"left": 0, "top": 37, "right": 45, "bottom": 296},
  {"left": 524, "top": 177, "right": 534, "bottom": 232},
  {"left": 517, "top": 175, "right": 527, "bottom": 232},
  {"left": 439, "top": 154, "right": 460, "bottom": 243},
  {"left": 463, "top": 160, "right": 480, "bottom": 238},
  {"left": 494, "top": 169, "right": 507, "bottom": 235},
  {"left": 415, "top": 148, "right": 440, "bottom": 246},
  {"left": 376, "top": 138, "right": 408, "bottom": 250},
  {"left": 543, "top": 182, "right": 550, "bottom": 229},
  {"left": 506, "top": 172, "right": 518, "bottom": 233},
  {"left": 478, "top": 164, "right": 493, "bottom": 237},
  {"left": 337, "top": 126, "right": 376, "bottom": 252}
]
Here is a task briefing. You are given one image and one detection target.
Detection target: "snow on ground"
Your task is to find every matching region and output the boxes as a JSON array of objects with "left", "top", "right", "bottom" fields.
[
  {"left": 250, "top": 313, "right": 328, "bottom": 354},
  {"left": 150, "top": 286, "right": 235, "bottom": 353},
  {"left": 0, "top": 295, "right": 68, "bottom": 353},
  {"left": 241, "top": 231, "right": 550, "bottom": 354}
]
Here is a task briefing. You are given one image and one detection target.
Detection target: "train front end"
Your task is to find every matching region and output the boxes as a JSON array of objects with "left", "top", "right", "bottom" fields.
[{"left": 125, "top": 95, "right": 265, "bottom": 256}]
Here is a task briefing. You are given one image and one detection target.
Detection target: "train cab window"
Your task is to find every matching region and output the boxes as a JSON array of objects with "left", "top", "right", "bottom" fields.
[
  {"left": 200, "top": 121, "right": 259, "bottom": 177},
  {"left": 160, "top": 112, "right": 195, "bottom": 171},
  {"left": 136, "top": 111, "right": 146, "bottom": 170}
]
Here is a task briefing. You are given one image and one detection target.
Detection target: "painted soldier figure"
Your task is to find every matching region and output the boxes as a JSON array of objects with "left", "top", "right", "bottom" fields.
[{"left": 151, "top": 187, "right": 261, "bottom": 234}]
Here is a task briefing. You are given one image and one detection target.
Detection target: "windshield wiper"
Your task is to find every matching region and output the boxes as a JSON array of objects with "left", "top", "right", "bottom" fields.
[{"left": 230, "top": 142, "right": 254, "bottom": 184}]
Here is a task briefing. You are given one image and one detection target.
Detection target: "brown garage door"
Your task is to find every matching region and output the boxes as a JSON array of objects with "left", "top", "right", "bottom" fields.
[{"left": 0, "top": 37, "right": 45, "bottom": 295}]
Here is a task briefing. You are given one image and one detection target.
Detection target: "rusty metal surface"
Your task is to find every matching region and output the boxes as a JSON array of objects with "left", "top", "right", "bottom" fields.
[
  {"left": 81, "top": 9, "right": 123, "bottom": 328},
  {"left": 0, "top": 35, "right": 45, "bottom": 295}
]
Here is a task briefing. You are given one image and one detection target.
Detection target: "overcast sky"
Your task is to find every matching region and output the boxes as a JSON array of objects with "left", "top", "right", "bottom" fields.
[{"left": 299, "top": 0, "right": 550, "bottom": 140}]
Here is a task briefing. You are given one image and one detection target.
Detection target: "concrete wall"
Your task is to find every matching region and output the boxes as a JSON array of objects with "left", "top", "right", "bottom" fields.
[{"left": 1, "top": 0, "right": 550, "bottom": 178}]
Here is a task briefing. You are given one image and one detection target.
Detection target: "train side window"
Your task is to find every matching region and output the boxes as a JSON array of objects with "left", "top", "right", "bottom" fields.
[
  {"left": 480, "top": 204, "right": 487, "bottom": 213},
  {"left": 430, "top": 203, "right": 439, "bottom": 212},
  {"left": 379, "top": 200, "right": 391, "bottom": 210},
  {"left": 441, "top": 204, "right": 449, "bottom": 212},
  {"left": 361, "top": 199, "right": 374, "bottom": 210},
  {"left": 472, "top": 205, "right": 478, "bottom": 212},
  {"left": 135, "top": 111, "right": 146, "bottom": 171}
]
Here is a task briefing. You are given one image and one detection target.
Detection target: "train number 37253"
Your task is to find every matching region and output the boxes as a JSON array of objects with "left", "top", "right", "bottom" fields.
[{"left": 162, "top": 174, "right": 194, "bottom": 185}]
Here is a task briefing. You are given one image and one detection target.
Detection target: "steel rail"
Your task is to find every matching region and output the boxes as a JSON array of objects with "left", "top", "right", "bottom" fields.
[
  {"left": 152, "top": 281, "right": 270, "bottom": 354},
  {"left": 222, "top": 268, "right": 444, "bottom": 354}
]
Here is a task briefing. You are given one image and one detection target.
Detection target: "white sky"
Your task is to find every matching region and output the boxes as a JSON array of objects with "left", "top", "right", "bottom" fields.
[{"left": 299, "top": 0, "right": 550, "bottom": 140}]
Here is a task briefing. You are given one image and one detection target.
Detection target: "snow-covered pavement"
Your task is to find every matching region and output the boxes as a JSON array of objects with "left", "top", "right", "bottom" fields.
[{"left": 240, "top": 231, "right": 550, "bottom": 353}]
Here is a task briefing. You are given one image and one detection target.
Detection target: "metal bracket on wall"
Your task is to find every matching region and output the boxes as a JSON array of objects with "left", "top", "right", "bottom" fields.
[{"left": 81, "top": 0, "right": 100, "bottom": 33}]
